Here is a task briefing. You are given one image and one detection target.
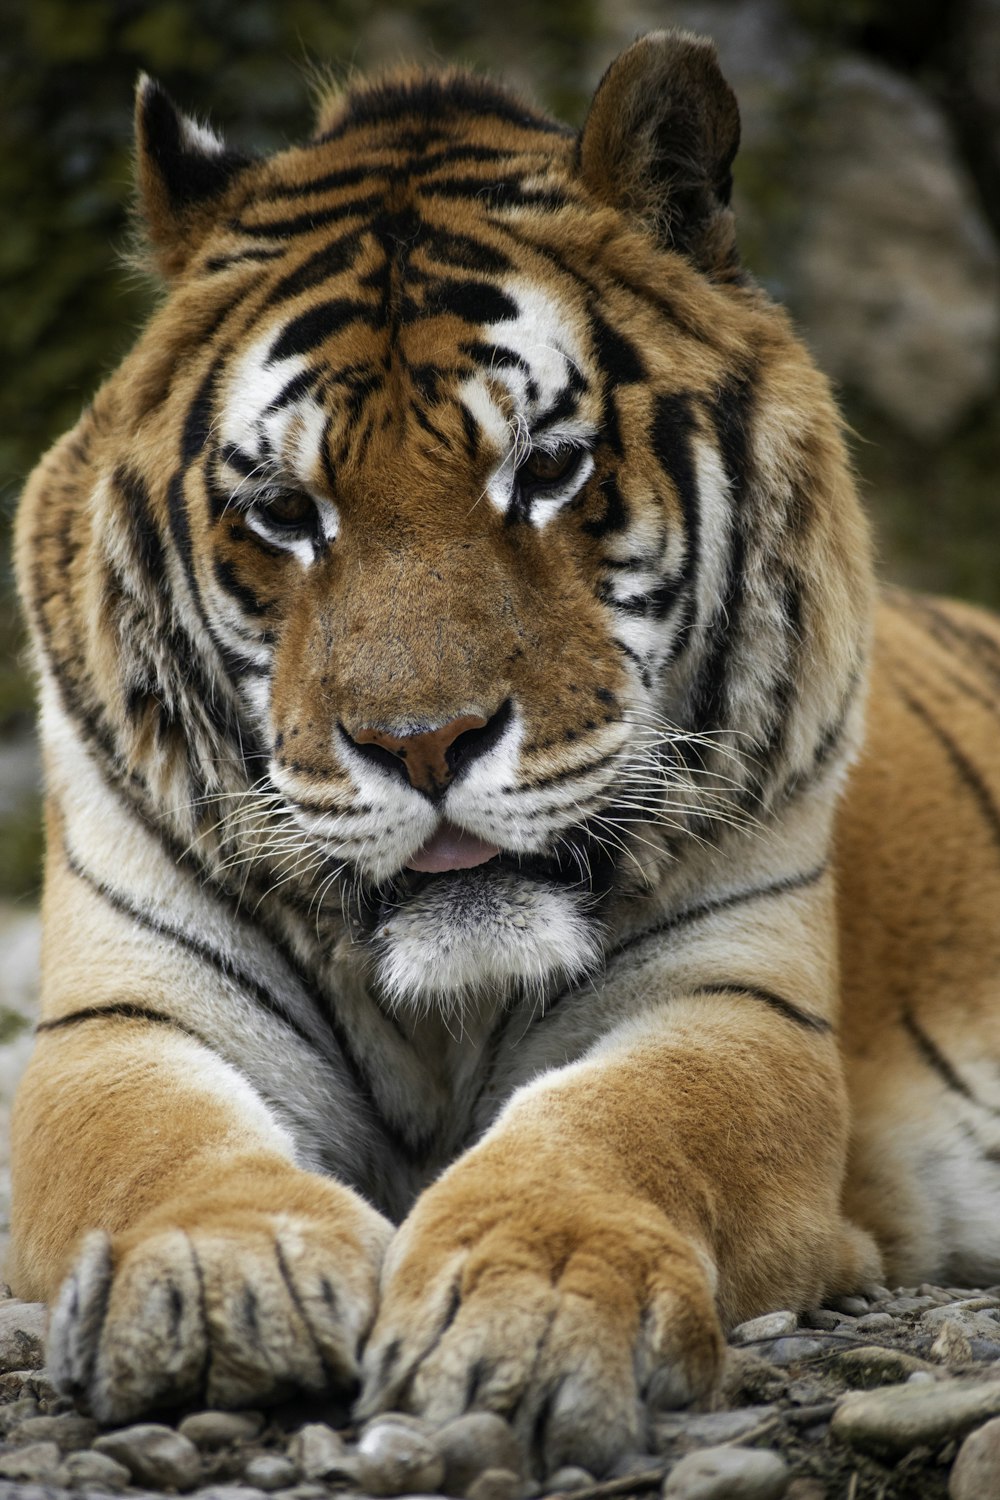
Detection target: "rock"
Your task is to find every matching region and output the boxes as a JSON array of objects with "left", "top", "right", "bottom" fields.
[
  {"left": 0, "top": 1440, "right": 63, "bottom": 1481},
  {"left": 785, "top": 57, "right": 1000, "bottom": 439},
  {"left": 829, "top": 1346, "right": 940, "bottom": 1387},
  {"left": 924, "top": 1304, "right": 1000, "bottom": 1340},
  {"left": 768, "top": 1337, "right": 827, "bottom": 1366},
  {"left": 729, "top": 1311, "right": 798, "bottom": 1345},
  {"left": 93, "top": 1422, "right": 203, "bottom": 1491},
  {"left": 832, "top": 1377, "right": 1000, "bottom": 1455},
  {"left": 949, "top": 1413, "right": 1000, "bottom": 1498},
  {"left": 193, "top": 1488, "right": 268, "bottom": 1500},
  {"left": 930, "top": 1320, "right": 975, "bottom": 1365},
  {"left": 243, "top": 1453, "right": 299, "bottom": 1491},
  {"left": 437, "top": 1412, "right": 524, "bottom": 1493},
  {"left": 56, "top": 1448, "right": 132, "bottom": 1491},
  {"left": 178, "top": 1410, "right": 266, "bottom": 1448},
  {"left": 287, "top": 1423, "right": 353, "bottom": 1481},
  {"left": 855, "top": 1313, "right": 896, "bottom": 1333},
  {"left": 0, "top": 1301, "right": 45, "bottom": 1372},
  {"left": 786, "top": 1482, "right": 827, "bottom": 1500},
  {"left": 883, "top": 1296, "right": 937, "bottom": 1315},
  {"left": 831, "top": 1297, "right": 870, "bottom": 1318},
  {"left": 721, "top": 1348, "right": 788, "bottom": 1404},
  {"left": 800, "top": 1310, "right": 842, "bottom": 1331},
  {"left": 546, "top": 1466, "right": 595, "bottom": 1492},
  {"left": 356, "top": 1419, "right": 446, "bottom": 1497},
  {"left": 8, "top": 1411, "right": 99, "bottom": 1451},
  {"left": 467, "top": 1467, "right": 525, "bottom": 1500},
  {"left": 662, "top": 1444, "right": 790, "bottom": 1499},
  {"left": 654, "top": 1407, "right": 774, "bottom": 1449}
]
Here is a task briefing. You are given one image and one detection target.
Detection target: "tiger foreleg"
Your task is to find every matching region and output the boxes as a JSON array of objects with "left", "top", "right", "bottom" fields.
[
  {"left": 11, "top": 1022, "right": 392, "bottom": 1423},
  {"left": 360, "top": 992, "right": 880, "bottom": 1475}
]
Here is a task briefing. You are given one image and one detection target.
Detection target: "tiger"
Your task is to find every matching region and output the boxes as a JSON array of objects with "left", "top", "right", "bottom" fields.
[{"left": 10, "top": 27, "right": 1000, "bottom": 1475}]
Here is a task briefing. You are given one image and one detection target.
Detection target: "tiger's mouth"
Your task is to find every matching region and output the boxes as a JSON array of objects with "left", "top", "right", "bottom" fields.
[{"left": 359, "top": 821, "right": 618, "bottom": 931}]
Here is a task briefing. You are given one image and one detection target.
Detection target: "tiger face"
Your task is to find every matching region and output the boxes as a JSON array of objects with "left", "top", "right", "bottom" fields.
[{"left": 43, "top": 39, "right": 870, "bottom": 1015}]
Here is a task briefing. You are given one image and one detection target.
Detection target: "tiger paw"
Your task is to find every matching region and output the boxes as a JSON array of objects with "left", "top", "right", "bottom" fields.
[
  {"left": 358, "top": 1173, "right": 723, "bottom": 1476},
  {"left": 47, "top": 1168, "right": 393, "bottom": 1424}
]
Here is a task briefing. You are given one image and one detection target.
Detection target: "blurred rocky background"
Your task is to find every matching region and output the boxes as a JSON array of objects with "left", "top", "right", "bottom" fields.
[{"left": 1, "top": 0, "right": 998, "bottom": 1242}]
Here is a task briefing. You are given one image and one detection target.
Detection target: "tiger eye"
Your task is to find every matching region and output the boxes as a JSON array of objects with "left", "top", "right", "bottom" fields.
[
  {"left": 519, "top": 448, "right": 579, "bottom": 486},
  {"left": 255, "top": 492, "right": 315, "bottom": 530}
]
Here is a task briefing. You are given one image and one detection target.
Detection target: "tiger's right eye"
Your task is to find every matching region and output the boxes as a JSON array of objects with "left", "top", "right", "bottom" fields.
[{"left": 252, "top": 492, "right": 316, "bottom": 532}]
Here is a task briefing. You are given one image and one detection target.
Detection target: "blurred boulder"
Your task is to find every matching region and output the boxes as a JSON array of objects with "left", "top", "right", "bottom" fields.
[{"left": 783, "top": 57, "right": 1000, "bottom": 440}]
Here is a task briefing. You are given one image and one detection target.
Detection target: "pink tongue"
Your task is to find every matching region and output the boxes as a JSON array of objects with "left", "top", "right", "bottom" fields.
[{"left": 406, "top": 822, "right": 501, "bottom": 874}]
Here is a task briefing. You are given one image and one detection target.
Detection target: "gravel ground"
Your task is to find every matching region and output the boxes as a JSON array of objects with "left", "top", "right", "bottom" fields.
[{"left": 0, "top": 1285, "right": 1000, "bottom": 1498}]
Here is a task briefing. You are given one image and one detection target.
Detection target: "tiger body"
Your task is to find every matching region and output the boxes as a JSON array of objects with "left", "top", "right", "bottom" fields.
[{"left": 10, "top": 33, "right": 1000, "bottom": 1468}]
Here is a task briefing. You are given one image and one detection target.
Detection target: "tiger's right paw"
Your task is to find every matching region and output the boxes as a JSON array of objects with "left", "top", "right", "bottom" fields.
[{"left": 47, "top": 1169, "right": 393, "bottom": 1424}]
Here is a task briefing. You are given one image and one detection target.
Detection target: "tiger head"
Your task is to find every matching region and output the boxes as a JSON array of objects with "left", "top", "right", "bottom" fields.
[{"left": 29, "top": 33, "right": 871, "bottom": 1014}]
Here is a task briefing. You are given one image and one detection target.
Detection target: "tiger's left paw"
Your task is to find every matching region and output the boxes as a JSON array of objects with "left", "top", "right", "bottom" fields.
[{"left": 358, "top": 1173, "right": 722, "bottom": 1475}]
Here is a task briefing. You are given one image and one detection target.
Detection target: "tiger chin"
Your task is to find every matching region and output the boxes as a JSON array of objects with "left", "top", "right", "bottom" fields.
[{"left": 12, "top": 26, "right": 1000, "bottom": 1479}]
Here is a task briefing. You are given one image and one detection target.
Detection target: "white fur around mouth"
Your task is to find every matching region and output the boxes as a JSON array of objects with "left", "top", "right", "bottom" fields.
[{"left": 372, "top": 866, "right": 602, "bottom": 1016}]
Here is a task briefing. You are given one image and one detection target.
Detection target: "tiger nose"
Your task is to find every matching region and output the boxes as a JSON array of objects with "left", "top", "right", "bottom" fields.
[{"left": 345, "top": 703, "right": 511, "bottom": 796}]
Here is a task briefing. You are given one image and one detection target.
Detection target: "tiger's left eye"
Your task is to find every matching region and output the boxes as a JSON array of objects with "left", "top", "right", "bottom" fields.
[
  {"left": 517, "top": 448, "right": 582, "bottom": 489},
  {"left": 252, "top": 492, "right": 316, "bottom": 532}
]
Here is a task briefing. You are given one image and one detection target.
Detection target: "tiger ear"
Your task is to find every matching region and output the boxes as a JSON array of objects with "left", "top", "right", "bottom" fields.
[
  {"left": 578, "top": 31, "right": 741, "bottom": 281},
  {"left": 134, "top": 75, "right": 253, "bottom": 279}
]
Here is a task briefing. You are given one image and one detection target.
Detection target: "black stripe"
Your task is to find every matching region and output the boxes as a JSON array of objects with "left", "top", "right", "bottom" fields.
[
  {"left": 898, "top": 593, "right": 1000, "bottom": 699},
  {"left": 114, "top": 466, "right": 166, "bottom": 586},
  {"left": 423, "top": 176, "right": 568, "bottom": 212},
  {"left": 62, "top": 844, "right": 431, "bottom": 1168},
  {"left": 897, "top": 685, "right": 1000, "bottom": 852},
  {"left": 650, "top": 393, "right": 700, "bottom": 604},
  {"left": 316, "top": 77, "right": 566, "bottom": 141},
  {"left": 233, "top": 193, "right": 387, "bottom": 239},
  {"left": 36, "top": 1002, "right": 203, "bottom": 1041},
  {"left": 689, "top": 982, "right": 831, "bottom": 1034},
  {"left": 608, "top": 864, "right": 829, "bottom": 966},
  {"left": 269, "top": 299, "right": 374, "bottom": 360},
  {"left": 422, "top": 278, "right": 518, "bottom": 325},
  {"left": 685, "top": 375, "right": 754, "bottom": 747},
  {"left": 259, "top": 234, "right": 364, "bottom": 310},
  {"left": 901, "top": 1007, "right": 997, "bottom": 1111}
]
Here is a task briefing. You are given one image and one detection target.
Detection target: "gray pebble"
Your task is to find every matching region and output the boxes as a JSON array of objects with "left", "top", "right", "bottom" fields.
[
  {"left": 8, "top": 1411, "right": 99, "bottom": 1451},
  {"left": 0, "top": 1301, "right": 46, "bottom": 1373},
  {"left": 949, "top": 1413, "right": 1000, "bottom": 1499},
  {"left": 800, "top": 1309, "right": 842, "bottom": 1331},
  {"left": 193, "top": 1488, "right": 269, "bottom": 1500},
  {"left": 179, "top": 1410, "right": 266, "bottom": 1448},
  {"left": 832, "top": 1378, "right": 1000, "bottom": 1455},
  {"left": 545, "top": 1466, "right": 595, "bottom": 1492},
  {"left": 830, "top": 1345, "right": 938, "bottom": 1387},
  {"left": 929, "top": 1319, "right": 974, "bottom": 1365},
  {"left": 654, "top": 1407, "right": 774, "bottom": 1448},
  {"left": 882, "top": 1296, "right": 936, "bottom": 1315},
  {"left": 243, "top": 1453, "right": 300, "bottom": 1491},
  {"left": 729, "top": 1311, "right": 798, "bottom": 1345},
  {"left": 287, "top": 1423, "right": 352, "bottom": 1481},
  {"left": 862, "top": 1285, "right": 893, "bottom": 1303},
  {"left": 766, "top": 1337, "right": 826, "bottom": 1366},
  {"left": 56, "top": 1447, "right": 132, "bottom": 1491},
  {"left": 93, "top": 1422, "right": 203, "bottom": 1492},
  {"left": 923, "top": 1304, "right": 1000, "bottom": 1340},
  {"left": 437, "top": 1411, "right": 523, "bottom": 1494},
  {"left": 855, "top": 1312, "right": 896, "bottom": 1333},
  {"left": 831, "top": 1296, "right": 870, "bottom": 1317},
  {"left": 0, "top": 1395, "right": 39, "bottom": 1432},
  {"left": 0, "top": 1440, "right": 64, "bottom": 1481},
  {"left": 466, "top": 1467, "right": 526, "bottom": 1500},
  {"left": 356, "top": 1419, "right": 446, "bottom": 1497},
  {"left": 663, "top": 1444, "right": 789, "bottom": 1499}
]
